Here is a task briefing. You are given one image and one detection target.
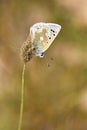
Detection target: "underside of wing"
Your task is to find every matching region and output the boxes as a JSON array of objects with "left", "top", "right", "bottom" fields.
[{"left": 30, "top": 22, "right": 61, "bottom": 56}]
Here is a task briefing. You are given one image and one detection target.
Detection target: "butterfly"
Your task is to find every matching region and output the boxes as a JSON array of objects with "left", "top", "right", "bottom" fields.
[{"left": 21, "top": 22, "right": 61, "bottom": 62}]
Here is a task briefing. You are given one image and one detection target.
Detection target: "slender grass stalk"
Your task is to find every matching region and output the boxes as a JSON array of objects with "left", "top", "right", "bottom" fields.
[{"left": 18, "top": 63, "right": 26, "bottom": 130}]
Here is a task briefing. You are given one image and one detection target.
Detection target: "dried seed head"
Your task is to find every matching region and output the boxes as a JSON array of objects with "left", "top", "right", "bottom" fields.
[{"left": 20, "top": 35, "right": 35, "bottom": 62}]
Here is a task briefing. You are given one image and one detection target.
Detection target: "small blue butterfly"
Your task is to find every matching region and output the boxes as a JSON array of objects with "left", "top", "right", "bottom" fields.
[
  {"left": 21, "top": 22, "right": 61, "bottom": 62},
  {"left": 30, "top": 22, "right": 61, "bottom": 58}
]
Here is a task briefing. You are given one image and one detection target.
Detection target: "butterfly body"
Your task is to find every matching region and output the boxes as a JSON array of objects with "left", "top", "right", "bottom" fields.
[{"left": 21, "top": 22, "right": 61, "bottom": 62}]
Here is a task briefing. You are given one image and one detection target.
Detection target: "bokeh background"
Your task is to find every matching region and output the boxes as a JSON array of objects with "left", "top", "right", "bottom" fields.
[{"left": 0, "top": 0, "right": 87, "bottom": 130}]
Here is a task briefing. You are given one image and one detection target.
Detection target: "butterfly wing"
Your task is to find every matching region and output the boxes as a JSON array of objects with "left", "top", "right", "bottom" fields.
[{"left": 30, "top": 22, "right": 61, "bottom": 57}]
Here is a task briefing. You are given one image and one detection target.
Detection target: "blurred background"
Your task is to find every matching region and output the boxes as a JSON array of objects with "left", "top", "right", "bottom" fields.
[{"left": 0, "top": 0, "right": 87, "bottom": 130}]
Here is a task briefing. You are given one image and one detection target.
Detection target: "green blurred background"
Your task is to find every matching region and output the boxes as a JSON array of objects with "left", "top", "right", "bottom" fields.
[{"left": 0, "top": 0, "right": 87, "bottom": 130}]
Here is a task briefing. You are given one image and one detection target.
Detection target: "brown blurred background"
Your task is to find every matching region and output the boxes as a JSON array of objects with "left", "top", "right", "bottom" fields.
[{"left": 0, "top": 0, "right": 87, "bottom": 130}]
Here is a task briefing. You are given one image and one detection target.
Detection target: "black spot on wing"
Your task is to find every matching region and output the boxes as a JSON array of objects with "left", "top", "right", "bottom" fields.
[
  {"left": 51, "top": 29, "right": 55, "bottom": 33},
  {"left": 50, "top": 29, "right": 56, "bottom": 36}
]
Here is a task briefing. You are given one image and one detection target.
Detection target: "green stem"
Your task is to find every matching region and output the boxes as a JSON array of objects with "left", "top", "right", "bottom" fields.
[{"left": 18, "top": 63, "right": 26, "bottom": 130}]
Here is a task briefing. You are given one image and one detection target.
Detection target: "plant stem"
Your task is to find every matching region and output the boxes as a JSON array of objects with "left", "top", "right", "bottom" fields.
[{"left": 18, "top": 63, "right": 26, "bottom": 130}]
